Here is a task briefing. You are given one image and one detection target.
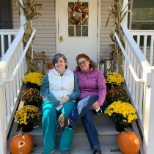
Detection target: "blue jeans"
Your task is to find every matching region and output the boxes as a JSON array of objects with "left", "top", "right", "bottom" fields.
[
  {"left": 42, "top": 100, "right": 75, "bottom": 153},
  {"left": 67, "top": 95, "right": 103, "bottom": 150}
]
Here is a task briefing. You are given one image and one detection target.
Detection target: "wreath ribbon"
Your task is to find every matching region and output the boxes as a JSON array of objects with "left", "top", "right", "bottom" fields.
[{"left": 68, "top": 3, "right": 89, "bottom": 25}]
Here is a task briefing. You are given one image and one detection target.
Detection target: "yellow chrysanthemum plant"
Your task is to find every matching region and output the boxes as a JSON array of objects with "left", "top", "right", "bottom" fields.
[
  {"left": 104, "top": 101, "right": 138, "bottom": 125},
  {"left": 23, "top": 72, "right": 44, "bottom": 89},
  {"left": 106, "top": 72, "right": 124, "bottom": 87},
  {"left": 14, "top": 105, "right": 40, "bottom": 125}
]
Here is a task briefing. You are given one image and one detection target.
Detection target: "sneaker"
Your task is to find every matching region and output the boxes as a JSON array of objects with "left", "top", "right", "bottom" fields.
[
  {"left": 93, "top": 148, "right": 102, "bottom": 154},
  {"left": 58, "top": 114, "right": 68, "bottom": 131},
  {"left": 42, "top": 149, "right": 56, "bottom": 154},
  {"left": 61, "top": 150, "right": 70, "bottom": 154}
]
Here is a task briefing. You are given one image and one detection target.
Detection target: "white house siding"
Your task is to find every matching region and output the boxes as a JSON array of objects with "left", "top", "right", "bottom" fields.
[
  {"left": 32, "top": 0, "right": 56, "bottom": 62},
  {"left": 12, "top": 0, "right": 113, "bottom": 63},
  {"left": 100, "top": 0, "right": 114, "bottom": 60},
  {"left": 12, "top": 1, "right": 20, "bottom": 28},
  {"left": 12, "top": 0, "right": 56, "bottom": 62}
]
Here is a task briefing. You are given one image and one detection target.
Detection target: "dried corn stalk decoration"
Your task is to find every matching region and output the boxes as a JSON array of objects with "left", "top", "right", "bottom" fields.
[
  {"left": 106, "top": 0, "right": 132, "bottom": 76},
  {"left": 16, "top": 0, "right": 42, "bottom": 73}
]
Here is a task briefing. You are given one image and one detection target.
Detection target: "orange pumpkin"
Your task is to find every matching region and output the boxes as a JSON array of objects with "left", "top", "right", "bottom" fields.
[
  {"left": 117, "top": 130, "right": 140, "bottom": 154},
  {"left": 10, "top": 129, "right": 34, "bottom": 154}
]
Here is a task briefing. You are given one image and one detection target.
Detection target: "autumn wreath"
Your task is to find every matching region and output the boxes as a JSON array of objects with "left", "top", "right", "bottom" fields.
[{"left": 68, "top": 3, "right": 89, "bottom": 25}]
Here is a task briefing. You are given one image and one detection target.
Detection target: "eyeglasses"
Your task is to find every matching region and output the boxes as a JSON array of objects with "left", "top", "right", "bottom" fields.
[{"left": 78, "top": 60, "right": 87, "bottom": 66}]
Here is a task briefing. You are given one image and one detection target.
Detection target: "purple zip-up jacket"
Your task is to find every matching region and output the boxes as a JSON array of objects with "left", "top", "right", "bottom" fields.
[{"left": 74, "top": 68, "right": 106, "bottom": 106}]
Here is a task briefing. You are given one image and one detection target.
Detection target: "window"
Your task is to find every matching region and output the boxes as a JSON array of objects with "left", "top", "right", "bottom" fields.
[
  {"left": 68, "top": 2, "right": 89, "bottom": 37},
  {"left": 132, "top": 8, "right": 154, "bottom": 30},
  {"left": 131, "top": 8, "right": 154, "bottom": 46}
]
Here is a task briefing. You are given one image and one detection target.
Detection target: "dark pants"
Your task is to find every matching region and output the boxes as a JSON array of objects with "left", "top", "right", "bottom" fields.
[{"left": 67, "top": 95, "right": 108, "bottom": 150}]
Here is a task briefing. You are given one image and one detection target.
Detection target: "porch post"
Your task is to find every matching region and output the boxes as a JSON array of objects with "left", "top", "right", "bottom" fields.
[
  {"left": 121, "top": 0, "right": 128, "bottom": 27},
  {"left": 0, "top": 69, "right": 7, "bottom": 154},
  {"left": 143, "top": 70, "right": 154, "bottom": 154},
  {"left": 19, "top": 0, "right": 26, "bottom": 29}
]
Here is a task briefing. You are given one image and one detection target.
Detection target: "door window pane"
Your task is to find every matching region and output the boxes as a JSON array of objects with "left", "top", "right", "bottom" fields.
[
  {"left": 82, "top": 26, "right": 88, "bottom": 36},
  {"left": 68, "top": 26, "right": 74, "bottom": 36},
  {"left": 76, "top": 26, "right": 81, "bottom": 37}
]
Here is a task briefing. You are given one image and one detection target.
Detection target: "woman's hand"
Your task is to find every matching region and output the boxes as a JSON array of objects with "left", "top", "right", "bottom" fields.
[
  {"left": 60, "top": 96, "right": 70, "bottom": 105},
  {"left": 92, "top": 101, "right": 100, "bottom": 110}
]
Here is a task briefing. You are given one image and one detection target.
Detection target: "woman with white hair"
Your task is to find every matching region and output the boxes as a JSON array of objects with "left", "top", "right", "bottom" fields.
[{"left": 40, "top": 53, "right": 80, "bottom": 154}]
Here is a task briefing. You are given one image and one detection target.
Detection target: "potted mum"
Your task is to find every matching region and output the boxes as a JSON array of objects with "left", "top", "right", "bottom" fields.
[
  {"left": 21, "top": 88, "right": 42, "bottom": 107},
  {"left": 104, "top": 101, "right": 137, "bottom": 132},
  {"left": 106, "top": 86, "right": 129, "bottom": 104},
  {"left": 23, "top": 72, "right": 44, "bottom": 90},
  {"left": 106, "top": 72, "right": 124, "bottom": 89},
  {"left": 14, "top": 105, "right": 40, "bottom": 132}
]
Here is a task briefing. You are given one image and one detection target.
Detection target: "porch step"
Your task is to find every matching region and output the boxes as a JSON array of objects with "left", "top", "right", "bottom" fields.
[
  {"left": 25, "top": 114, "right": 119, "bottom": 147},
  {"left": 31, "top": 145, "right": 122, "bottom": 154},
  {"left": 29, "top": 123, "right": 119, "bottom": 147},
  {"left": 7, "top": 114, "right": 123, "bottom": 154}
]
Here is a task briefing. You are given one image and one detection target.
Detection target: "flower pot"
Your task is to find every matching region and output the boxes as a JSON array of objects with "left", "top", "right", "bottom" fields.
[
  {"left": 25, "top": 82, "right": 40, "bottom": 90},
  {"left": 24, "top": 101, "right": 41, "bottom": 107},
  {"left": 106, "top": 83, "right": 119, "bottom": 91},
  {"left": 115, "top": 122, "right": 131, "bottom": 132},
  {"left": 19, "top": 123, "right": 34, "bottom": 132}
]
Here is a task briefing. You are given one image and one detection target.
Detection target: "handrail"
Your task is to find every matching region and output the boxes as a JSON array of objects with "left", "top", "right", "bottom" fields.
[
  {"left": 0, "top": 28, "right": 25, "bottom": 72},
  {"left": 122, "top": 27, "right": 151, "bottom": 68},
  {"left": 114, "top": 32, "right": 144, "bottom": 82},
  {"left": 4, "top": 29, "right": 36, "bottom": 83},
  {"left": 0, "top": 29, "right": 19, "bottom": 35},
  {"left": 129, "top": 30, "right": 154, "bottom": 35}
]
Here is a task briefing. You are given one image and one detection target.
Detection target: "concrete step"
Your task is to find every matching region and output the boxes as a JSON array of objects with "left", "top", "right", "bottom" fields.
[
  {"left": 31, "top": 145, "right": 122, "bottom": 154},
  {"left": 30, "top": 123, "right": 119, "bottom": 147},
  {"left": 17, "top": 114, "right": 119, "bottom": 147},
  {"left": 7, "top": 114, "right": 123, "bottom": 154},
  {"left": 7, "top": 112, "right": 142, "bottom": 154}
]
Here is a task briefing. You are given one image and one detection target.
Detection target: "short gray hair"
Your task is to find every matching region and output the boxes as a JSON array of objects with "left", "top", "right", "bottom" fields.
[{"left": 52, "top": 53, "right": 68, "bottom": 68}]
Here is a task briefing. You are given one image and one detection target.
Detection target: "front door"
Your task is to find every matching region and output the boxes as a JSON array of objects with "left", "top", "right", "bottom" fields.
[{"left": 57, "top": 0, "right": 99, "bottom": 70}]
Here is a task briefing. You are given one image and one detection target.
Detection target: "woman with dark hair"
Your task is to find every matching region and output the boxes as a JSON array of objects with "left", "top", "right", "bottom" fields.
[
  {"left": 58, "top": 54, "right": 107, "bottom": 154},
  {"left": 40, "top": 53, "right": 80, "bottom": 154}
]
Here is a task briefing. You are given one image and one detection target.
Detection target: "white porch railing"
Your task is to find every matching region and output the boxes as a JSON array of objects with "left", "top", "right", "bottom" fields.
[
  {"left": 129, "top": 30, "right": 154, "bottom": 66},
  {"left": 0, "top": 28, "right": 36, "bottom": 154},
  {"left": 0, "top": 26, "right": 154, "bottom": 154},
  {"left": 115, "top": 27, "right": 154, "bottom": 154},
  {"left": 0, "top": 29, "right": 19, "bottom": 59}
]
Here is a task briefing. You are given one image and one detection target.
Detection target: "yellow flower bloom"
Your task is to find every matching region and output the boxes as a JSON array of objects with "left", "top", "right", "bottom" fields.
[
  {"left": 106, "top": 72, "right": 124, "bottom": 86},
  {"left": 23, "top": 72, "right": 44, "bottom": 86},
  {"left": 14, "top": 105, "right": 40, "bottom": 125},
  {"left": 104, "top": 101, "right": 137, "bottom": 124}
]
